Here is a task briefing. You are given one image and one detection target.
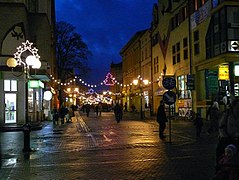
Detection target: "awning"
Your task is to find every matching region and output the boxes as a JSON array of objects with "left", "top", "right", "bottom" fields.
[{"left": 30, "top": 69, "right": 51, "bottom": 82}]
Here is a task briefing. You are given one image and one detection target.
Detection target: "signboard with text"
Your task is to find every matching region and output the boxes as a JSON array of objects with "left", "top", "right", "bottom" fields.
[{"left": 218, "top": 64, "right": 229, "bottom": 80}]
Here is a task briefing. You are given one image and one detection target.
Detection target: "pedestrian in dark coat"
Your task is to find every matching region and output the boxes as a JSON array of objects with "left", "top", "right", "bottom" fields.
[
  {"left": 51, "top": 106, "right": 59, "bottom": 125},
  {"left": 194, "top": 113, "right": 203, "bottom": 137},
  {"left": 156, "top": 100, "right": 168, "bottom": 139},
  {"left": 95, "top": 104, "right": 99, "bottom": 116},
  {"left": 207, "top": 101, "right": 220, "bottom": 134},
  {"left": 114, "top": 103, "right": 123, "bottom": 123},
  {"left": 85, "top": 104, "right": 91, "bottom": 117},
  {"left": 59, "top": 105, "right": 68, "bottom": 124}
]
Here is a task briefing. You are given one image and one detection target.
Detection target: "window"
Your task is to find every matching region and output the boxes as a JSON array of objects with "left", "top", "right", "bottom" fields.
[
  {"left": 152, "top": 33, "right": 159, "bottom": 46},
  {"left": 194, "top": 30, "right": 199, "bottom": 41},
  {"left": 154, "top": 57, "right": 159, "bottom": 74},
  {"left": 172, "top": 45, "right": 176, "bottom": 65},
  {"left": 176, "top": 42, "right": 180, "bottom": 63},
  {"left": 4, "top": 80, "right": 17, "bottom": 91},
  {"left": 182, "top": 7, "right": 187, "bottom": 21},
  {"left": 194, "top": 0, "right": 198, "bottom": 11},
  {"left": 183, "top": 37, "right": 188, "bottom": 60},
  {"left": 177, "top": 75, "right": 191, "bottom": 99},
  {"left": 5, "top": 93, "right": 17, "bottom": 123},
  {"left": 172, "top": 43, "right": 181, "bottom": 64},
  {"left": 194, "top": 30, "right": 200, "bottom": 55},
  {"left": 4, "top": 80, "right": 17, "bottom": 124},
  {"left": 175, "top": 13, "right": 180, "bottom": 27}
]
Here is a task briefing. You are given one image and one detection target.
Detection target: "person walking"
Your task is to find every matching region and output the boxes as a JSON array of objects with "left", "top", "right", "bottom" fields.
[
  {"left": 194, "top": 113, "right": 203, "bottom": 137},
  {"left": 114, "top": 103, "right": 123, "bottom": 123},
  {"left": 207, "top": 101, "right": 220, "bottom": 134},
  {"left": 216, "top": 98, "right": 239, "bottom": 165},
  {"left": 124, "top": 102, "right": 128, "bottom": 112},
  {"left": 59, "top": 104, "right": 68, "bottom": 124},
  {"left": 51, "top": 106, "right": 59, "bottom": 125},
  {"left": 85, "top": 103, "right": 91, "bottom": 117},
  {"left": 98, "top": 102, "right": 102, "bottom": 116},
  {"left": 95, "top": 104, "right": 99, "bottom": 116},
  {"left": 156, "top": 100, "right": 168, "bottom": 139}
]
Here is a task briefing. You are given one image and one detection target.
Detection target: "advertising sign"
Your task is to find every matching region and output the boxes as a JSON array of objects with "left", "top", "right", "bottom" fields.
[{"left": 218, "top": 65, "right": 229, "bottom": 80}]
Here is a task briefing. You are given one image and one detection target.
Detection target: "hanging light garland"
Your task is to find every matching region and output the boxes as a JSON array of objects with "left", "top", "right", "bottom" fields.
[{"left": 49, "top": 72, "right": 151, "bottom": 94}]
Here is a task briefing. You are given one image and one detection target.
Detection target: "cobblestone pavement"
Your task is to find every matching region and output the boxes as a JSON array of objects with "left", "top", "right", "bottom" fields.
[{"left": 0, "top": 111, "right": 218, "bottom": 180}]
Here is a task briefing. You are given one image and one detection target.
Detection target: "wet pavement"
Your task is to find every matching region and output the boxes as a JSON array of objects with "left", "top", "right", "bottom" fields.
[{"left": 0, "top": 111, "right": 218, "bottom": 179}]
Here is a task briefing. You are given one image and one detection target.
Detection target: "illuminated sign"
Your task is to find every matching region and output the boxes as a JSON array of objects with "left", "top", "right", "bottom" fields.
[
  {"left": 228, "top": 41, "right": 239, "bottom": 51},
  {"left": 235, "top": 65, "right": 239, "bottom": 76},
  {"left": 29, "top": 80, "right": 44, "bottom": 88},
  {"left": 218, "top": 65, "right": 229, "bottom": 80}
]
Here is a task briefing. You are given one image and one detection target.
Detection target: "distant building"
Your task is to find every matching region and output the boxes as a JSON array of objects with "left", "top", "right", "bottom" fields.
[{"left": 110, "top": 62, "right": 122, "bottom": 104}]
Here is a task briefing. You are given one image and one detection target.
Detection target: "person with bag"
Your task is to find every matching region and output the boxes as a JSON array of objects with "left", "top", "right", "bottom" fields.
[
  {"left": 216, "top": 98, "right": 239, "bottom": 165},
  {"left": 156, "top": 100, "right": 168, "bottom": 139}
]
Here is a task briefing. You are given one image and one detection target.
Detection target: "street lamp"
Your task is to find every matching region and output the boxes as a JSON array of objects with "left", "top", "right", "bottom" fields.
[
  {"left": 6, "top": 40, "right": 41, "bottom": 152},
  {"left": 133, "top": 76, "right": 149, "bottom": 119}
]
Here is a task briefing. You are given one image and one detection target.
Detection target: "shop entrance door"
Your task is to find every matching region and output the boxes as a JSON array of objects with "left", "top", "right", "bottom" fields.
[{"left": 5, "top": 93, "right": 17, "bottom": 124}]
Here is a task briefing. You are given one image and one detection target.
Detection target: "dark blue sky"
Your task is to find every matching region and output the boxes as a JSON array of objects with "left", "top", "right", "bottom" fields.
[{"left": 55, "top": 0, "right": 156, "bottom": 87}]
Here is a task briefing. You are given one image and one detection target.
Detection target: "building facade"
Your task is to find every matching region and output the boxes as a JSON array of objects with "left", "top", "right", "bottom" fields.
[
  {"left": 120, "top": 0, "right": 239, "bottom": 119},
  {"left": 0, "top": 0, "right": 56, "bottom": 126},
  {"left": 120, "top": 29, "right": 153, "bottom": 117},
  {"left": 110, "top": 62, "right": 123, "bottom": 105}
]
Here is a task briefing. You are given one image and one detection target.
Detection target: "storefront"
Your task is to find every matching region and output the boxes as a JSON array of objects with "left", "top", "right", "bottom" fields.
[
  {"left": 1, "top": 75, "right": 45, "bottom": 126},
  {"left": 28, "top": 80, "right": 44, "bottom": 122}
]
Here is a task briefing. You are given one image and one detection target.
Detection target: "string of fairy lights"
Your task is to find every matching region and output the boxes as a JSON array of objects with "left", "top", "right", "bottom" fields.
[
  {"left": 49, "top": 72, "right": 151, "bottom": 91},
  {"left": 49, "top": 72, "right": 151, "bottom": 104}
]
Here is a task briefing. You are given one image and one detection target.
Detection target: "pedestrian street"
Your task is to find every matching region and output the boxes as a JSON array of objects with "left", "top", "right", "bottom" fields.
[{"left": 0, "top": 111, "right": 218, "bottom": 179}]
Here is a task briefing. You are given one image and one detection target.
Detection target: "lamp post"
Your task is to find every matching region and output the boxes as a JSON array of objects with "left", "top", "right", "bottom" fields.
[
  {"left": 6, "top": 40, "right": 41, "bottom": 152},
  {"left": 133, "top": 76, "right": 149, "bottom": 120}
]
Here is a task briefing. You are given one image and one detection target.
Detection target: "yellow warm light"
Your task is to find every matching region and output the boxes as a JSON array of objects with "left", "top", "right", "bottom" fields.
[
  {"left": 143, "top": 79, "right": 149, "bottom": 85},
  {"left": 67, "top": 88, "right": 71, "bottom": 92},
  {"left": 6, "top": 58, "right": 17, "bottom": 68},
  {"left": 133, "top": 79, "right": 138, "bottom": 85}
]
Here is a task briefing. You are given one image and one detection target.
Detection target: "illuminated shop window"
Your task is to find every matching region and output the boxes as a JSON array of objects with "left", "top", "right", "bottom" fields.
[{"left": 4, "top": 80, "right": 17, "bottom": 91}]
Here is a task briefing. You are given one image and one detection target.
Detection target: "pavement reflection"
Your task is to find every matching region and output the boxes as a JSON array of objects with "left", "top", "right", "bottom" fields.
[{"left": 0, "top": 111, "right": 218, "bottom": 179}]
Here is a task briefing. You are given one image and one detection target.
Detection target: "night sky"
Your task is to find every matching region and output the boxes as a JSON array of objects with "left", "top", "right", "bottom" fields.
[{"left": 55, "top": 0, "right": 157, "bottom": 88}]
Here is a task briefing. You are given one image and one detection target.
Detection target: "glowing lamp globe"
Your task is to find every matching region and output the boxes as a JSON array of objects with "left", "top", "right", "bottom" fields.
[
  {"left": 43, "top": 91, "right": 52, "bottom": 101},
  {"left": 26, "top": 55, "right": 37, "bottom": 66},
  {"left": 32, "top": 58, "right": 41, "bottom": 69},
  {"left": 6, "top": 58, "right": 17, "bottom": 68}
]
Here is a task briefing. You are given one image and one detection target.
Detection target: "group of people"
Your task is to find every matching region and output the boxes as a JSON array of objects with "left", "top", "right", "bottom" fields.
[
  {"left": 51, "top": 104, "right": 79, "bottom": 125},
  {"left": 157, "top": 98, "right": 239, "bottom": 178},
  {"left": 81, "top": 103, "right": 103, "bottom": 117}
]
